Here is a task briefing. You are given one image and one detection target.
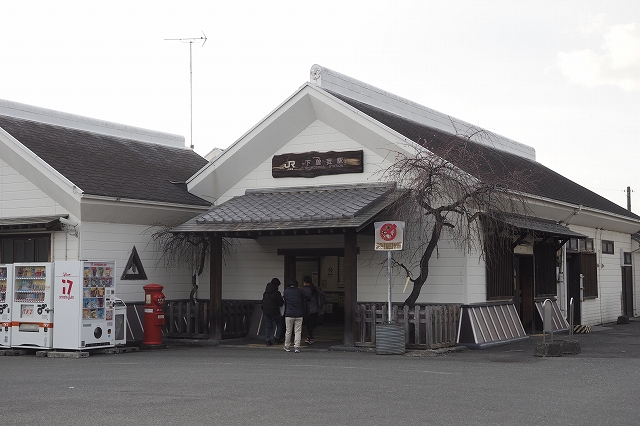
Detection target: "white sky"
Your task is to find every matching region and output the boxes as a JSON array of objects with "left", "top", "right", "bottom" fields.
[{"left": 2, "top": 1, "right": 640, "bottom": 211}]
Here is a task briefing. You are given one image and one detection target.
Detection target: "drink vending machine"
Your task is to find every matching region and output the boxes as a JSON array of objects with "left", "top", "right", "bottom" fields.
[
  {"left": 53, "top": 260, "right": 116, "bottom": 350},
  {"left": 0, "top": 265, "right": 13, "bottom": 348},
  {"left": 11, "top": 263, "right": 54, "bottom": 349}
]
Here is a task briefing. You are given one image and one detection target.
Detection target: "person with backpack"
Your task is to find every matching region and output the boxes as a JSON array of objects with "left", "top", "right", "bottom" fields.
[
  {"left": 301, "top": 275, "right": 325, "bottom": 345},
  {"left": 261, "top": 278, "right": 284, "bottom": 346},
  {"left": 283, "top": 278, "right": 310, "bottom": 353}
]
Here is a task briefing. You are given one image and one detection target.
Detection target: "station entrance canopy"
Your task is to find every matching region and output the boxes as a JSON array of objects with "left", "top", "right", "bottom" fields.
[{"left": 171, "top": 183, "right": 402, "bottom": 237}]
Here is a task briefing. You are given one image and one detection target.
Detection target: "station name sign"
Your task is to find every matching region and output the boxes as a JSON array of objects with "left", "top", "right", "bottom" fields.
[{"left": 272, "top": 150, "right": 363, "bottom": 178}]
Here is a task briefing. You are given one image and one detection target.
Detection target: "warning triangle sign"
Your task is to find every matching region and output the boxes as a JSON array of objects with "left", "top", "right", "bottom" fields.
[{"left": 121, "top": 246, "right": 148, "bottom": 280}]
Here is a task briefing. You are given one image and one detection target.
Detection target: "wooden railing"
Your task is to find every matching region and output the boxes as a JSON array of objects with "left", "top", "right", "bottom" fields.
[
  {"left": 161, "top": 299, "right": 460, "bottom": 348},
  {"left": 163, "top": 300, "right": 254, "bottom": 339},
  {"left": 355, "top": 303, "right": 461, "bottom": 349}
]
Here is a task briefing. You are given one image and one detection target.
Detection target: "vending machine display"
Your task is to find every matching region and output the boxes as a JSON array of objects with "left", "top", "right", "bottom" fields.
[
  {"left": 0, "top": 265, "right": 13, "bottom": 348},
  {"left": 11, "top": 263, "right": 54, "bottom": 349},
  {"left": 53, "top": 260, "right": 116, "bottom": 350}
]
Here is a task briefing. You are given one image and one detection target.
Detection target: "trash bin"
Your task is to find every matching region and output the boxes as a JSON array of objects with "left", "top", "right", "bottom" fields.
[
  {"left": 376, "top": 322, "right": 405, "bottom": 355},
  {"left": 114, "top": 298, "right": 127, "bottom": 346}
]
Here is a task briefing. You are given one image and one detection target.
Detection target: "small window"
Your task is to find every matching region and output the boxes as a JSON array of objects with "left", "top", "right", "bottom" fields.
[
  {"left": 624, "top": 252, "right": 632, "bottom": 265},
  {"left": 585, "top": 239, "right": 594, "bottom": 252},
  {"left": 578, "top": 239, "right": 586, "bottom": 251},
  {"left": 602, "top": 240, "right": 615, "bottom": 255},
  {"left": 567, "top": 238, "right": 593, "bottom": 252}
]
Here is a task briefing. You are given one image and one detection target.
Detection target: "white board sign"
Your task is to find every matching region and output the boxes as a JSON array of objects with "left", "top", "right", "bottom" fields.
[{"left": 374, "top": 221, "right": 405, "bottom": 251}]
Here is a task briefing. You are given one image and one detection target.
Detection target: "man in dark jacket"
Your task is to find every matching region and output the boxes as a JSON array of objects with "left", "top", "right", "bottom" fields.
[
  {"left": 283, "top": 278, "right": 310, "bottom": 353},
  {"left": 261, "top": 278, "right": 284, "bottom": 346}
]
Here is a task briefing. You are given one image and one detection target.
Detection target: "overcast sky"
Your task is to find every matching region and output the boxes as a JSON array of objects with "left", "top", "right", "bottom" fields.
[{"left": 2, "top": 1, "right": 639, "bottom": 211}]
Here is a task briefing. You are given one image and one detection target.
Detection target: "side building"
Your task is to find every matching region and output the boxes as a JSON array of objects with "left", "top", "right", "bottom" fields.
[{"left": 0, "top": 99, "right": 211, "bottom": 303}]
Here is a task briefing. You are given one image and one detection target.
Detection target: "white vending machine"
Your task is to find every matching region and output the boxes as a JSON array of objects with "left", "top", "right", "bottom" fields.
[
  {"left": 11, "top": 263, "right": 54, "bottom": 349},
  {"left": 0, "top": 265, "right": 13, "bottom": 348},
  {"left": 53, "top": 260, "right": 116, "bottom": 350}
]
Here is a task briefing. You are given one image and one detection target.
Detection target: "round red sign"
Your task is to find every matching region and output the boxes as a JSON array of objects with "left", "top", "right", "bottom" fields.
[{"left": 379, "top": 223, "right": 397, "bottom": 241}]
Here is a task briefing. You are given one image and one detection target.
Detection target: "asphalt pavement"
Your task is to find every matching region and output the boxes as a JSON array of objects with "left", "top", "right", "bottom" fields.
[{"left": 2, "top": 318, "right": 640, "bottom": 425}]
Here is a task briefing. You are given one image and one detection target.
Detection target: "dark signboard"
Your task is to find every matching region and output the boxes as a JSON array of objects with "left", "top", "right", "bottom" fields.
[{"left": 272, "top": 150, "right": 364, "bottom": 178}]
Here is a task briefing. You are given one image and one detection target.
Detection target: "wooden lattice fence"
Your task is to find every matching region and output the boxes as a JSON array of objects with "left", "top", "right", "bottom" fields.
[
  {"left": 355, "top": 303, "right": 461, "bottom": 349},
  {"left": 163, "top": 299, "right": 254, "bottom": 339}
]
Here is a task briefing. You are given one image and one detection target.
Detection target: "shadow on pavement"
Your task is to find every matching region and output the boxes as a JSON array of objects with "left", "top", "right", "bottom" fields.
[{"left": 164, "top": 317, "right": 640, "bottom": 358}]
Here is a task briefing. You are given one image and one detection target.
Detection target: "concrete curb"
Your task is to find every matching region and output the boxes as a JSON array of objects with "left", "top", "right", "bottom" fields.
[{"left": 405, "top": 346, "right": 468, "bottom": 357}]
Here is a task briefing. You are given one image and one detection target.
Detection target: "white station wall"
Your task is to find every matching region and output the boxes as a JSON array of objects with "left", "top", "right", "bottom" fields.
[
  {"left": 220, "top": 232, "right": 481, "bottom": 305},
  {"left": 568, "top": 225, "right": 631, "bottom": 325},
  {"left": 216, "top": 119, "right": 485, "bottom": 305},
  {"left": 218, "top": 120, "right": 393, "bottom": 203},
  {"left": 0, "top": 158, "right": 65, "bottom": 217},
  {"left": 80, "top": 222, "right": 205, "bottom": 303}
]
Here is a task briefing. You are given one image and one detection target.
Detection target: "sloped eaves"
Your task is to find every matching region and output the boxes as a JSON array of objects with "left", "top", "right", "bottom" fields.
[
  {"left": 172, "top": 183, "right": 401, "bottom": 236},
  {"left": 0, "top": 114, "right": 210, "bottom": 206},
  {"left": 328, "top": 91, "right": 640, "bottom": 222}
]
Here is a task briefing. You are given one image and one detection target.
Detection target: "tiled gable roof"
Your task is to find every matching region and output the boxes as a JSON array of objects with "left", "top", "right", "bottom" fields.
[
  {"left": 328, "top": 91, "right": 640, "bottom": 221},
  {"left": 0, "top": 114, "right": 210, "bottom": 206}
]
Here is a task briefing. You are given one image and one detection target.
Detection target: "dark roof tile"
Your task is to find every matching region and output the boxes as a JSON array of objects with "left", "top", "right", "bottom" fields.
[
  {"left": 0, "top": 115, "right": 210, "bottom": 206},
  {"left": 174, "top": 183, "right": 400, "bottom": 234},
  {"left": 329, "top": 91, "right": 640, "bottom": 221}
]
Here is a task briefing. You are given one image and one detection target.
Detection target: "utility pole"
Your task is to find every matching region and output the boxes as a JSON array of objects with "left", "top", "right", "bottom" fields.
[
  {"left": 627, "top": 186, "right": 632, "bottom": 211},
  {"left": 165, "top": 32, "right": 207, "bottom": 150}
]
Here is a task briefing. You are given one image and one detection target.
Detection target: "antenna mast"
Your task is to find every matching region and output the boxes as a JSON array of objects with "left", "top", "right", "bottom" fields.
[{"left": 165, "top": 32, "right": 207, "bottom": 150}]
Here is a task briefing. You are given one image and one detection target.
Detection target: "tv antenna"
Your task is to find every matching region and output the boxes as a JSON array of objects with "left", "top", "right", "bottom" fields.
[{"left": 165, "top": 32, "right": 207, "bottom": 150}]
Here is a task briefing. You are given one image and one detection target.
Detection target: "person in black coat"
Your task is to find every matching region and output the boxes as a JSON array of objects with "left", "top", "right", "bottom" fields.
[
  {"left": 261, "top": 278, "right": 284, "bottom": 346},
  {"left": 283, "top": 278, "right": 310, "bottom": 353},
  {"left": 301, "top": 275, "right": 325, "bottom": 345}
]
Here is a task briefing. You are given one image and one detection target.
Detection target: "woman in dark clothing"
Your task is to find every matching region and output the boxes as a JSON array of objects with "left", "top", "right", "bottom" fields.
[
  {"left": 261, "top": 278, "right": 284, "bottom": 346},
  {"left": 283, "top": 278, "right": 310, "bottom": 353},
  {"left": 301, "top": 275, "right": 325, "bottom": 345}
]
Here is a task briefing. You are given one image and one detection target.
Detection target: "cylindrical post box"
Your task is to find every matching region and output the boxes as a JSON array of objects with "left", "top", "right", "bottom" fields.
[{"left": 143, "top": 284, "right": 165, "bottom": 346}]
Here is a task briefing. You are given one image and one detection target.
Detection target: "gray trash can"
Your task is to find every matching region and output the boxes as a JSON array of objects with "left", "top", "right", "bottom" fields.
[
  {"left": 114, "top": 298, "right": 127, "bottom": 346},
  {"left": 376, "top": 322, "right": 405, "bottom": 355}
]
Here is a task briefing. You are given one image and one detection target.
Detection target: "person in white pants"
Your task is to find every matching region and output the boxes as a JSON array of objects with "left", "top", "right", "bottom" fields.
[{"left": 282, "top": 279, "right": 310, "bottom": 353}]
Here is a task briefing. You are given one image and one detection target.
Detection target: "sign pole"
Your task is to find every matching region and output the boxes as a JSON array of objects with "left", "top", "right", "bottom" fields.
[
  {"left": 387, "top": 250, "right": 392, "bottom": 323},
  {"left": 374, "top": 221, "right": 405, "bottom": 325}
]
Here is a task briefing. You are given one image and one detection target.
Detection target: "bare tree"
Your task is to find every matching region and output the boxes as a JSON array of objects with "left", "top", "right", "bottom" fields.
[
  {"left": 383, "top": 129, "right": 534, "bottom": 307},
  {"left": 149, "top": 225, "right": 232, "bottom": 303}
]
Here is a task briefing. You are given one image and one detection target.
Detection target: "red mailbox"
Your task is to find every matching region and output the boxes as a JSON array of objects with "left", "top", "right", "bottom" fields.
[{"left": 143, "top": 284, "right": 165, "bottom": 346}]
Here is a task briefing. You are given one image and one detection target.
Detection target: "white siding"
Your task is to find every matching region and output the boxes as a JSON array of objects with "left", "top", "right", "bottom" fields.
[
  {"left": 0, "top": 158, "right": 65, "bottom": 217},
  {"left": 357, "top": 234, "right": 467, "bottom": 304},
  {"left": 567, "top": 225, "right": 631, "bottom": 325},
  {"left": 221, "top": 234, "right": 344, "bottom": 300},
  {"left": 219, "top": 231, "right": 475, "bottom": 306},
  {"left": 80, "top": 222, "right": 204, "bottom": 303},
  {"left": 465, "top": 248, "right": 487, "bottom": 304},
  {"left": 218, "top": 120, "right": 393, "bottom": 203},
  {"left": 52, "top": 230, "right": 80, "bottom": 262}
]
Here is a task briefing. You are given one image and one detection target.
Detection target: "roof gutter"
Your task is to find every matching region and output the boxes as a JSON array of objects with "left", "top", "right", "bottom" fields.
[{"left": 80, "top": 194, "right": 211, "bottom": 210}]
